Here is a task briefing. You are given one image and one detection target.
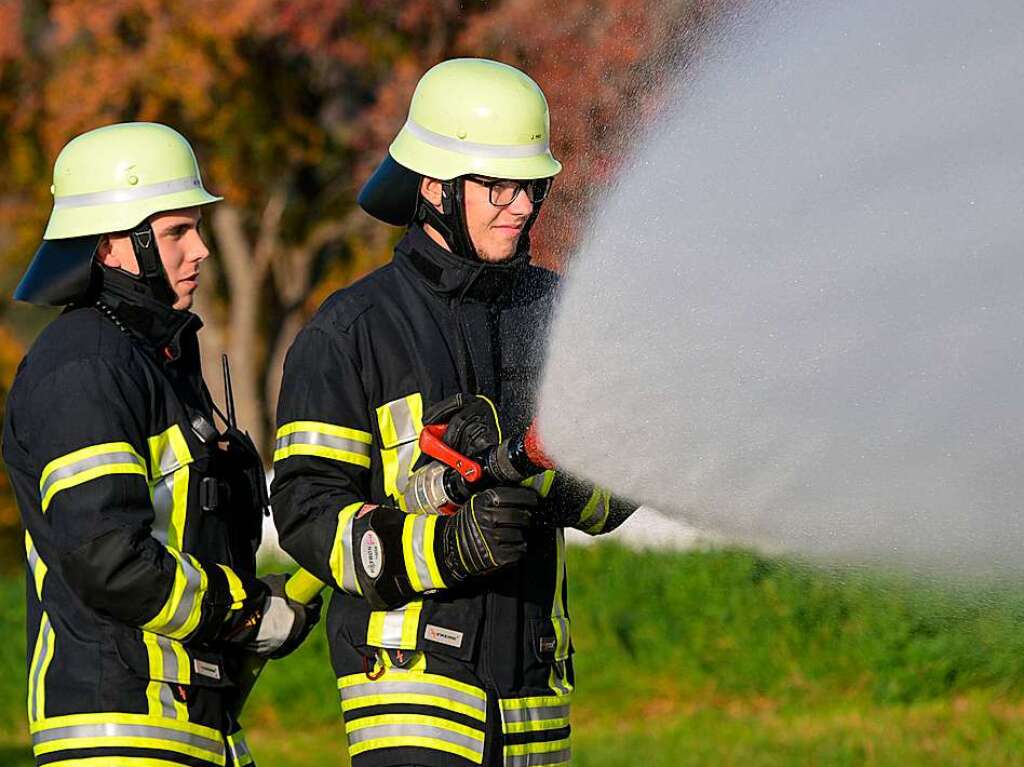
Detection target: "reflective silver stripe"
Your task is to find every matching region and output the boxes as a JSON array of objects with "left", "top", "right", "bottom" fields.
[
  {"left": 502, "top": 704, "right": 571, "bottom": 725},
  {"left": 162, "top": 557, "right": 203, "bottom": 636},
  {"left": 387, "top": 397, "right": 420, "bottom": 443},
  {"left": 32, "top": 722, "right": 224, "bottom": 754},
  {"left": 507, "top": 747, "right": 572, "bottom": 767},
  {"left": 275, "top": 431, "right": 372, "bottom": 458},
  {"left": 29, "top": 614, "right": 53, "bottom": 720},
  {"left": 395, "top": 443, "right": 417, "bottom": 494},
  {"left": 157, "top": 634, "right": 184, "bottom": 683},
  {"left": 404, "top": 119, "right": 551, "bottom": 160},
  {"left": 577, "top": 489, "right": 609, "bottom": 531},
  {"left": 347, "top": 722, "right": 483, "bottom": 752},
  {"left": 157, "top": 682, "right": 177, "bottom": 718},
  {"left": 341, "top": 680, "right": 486, "bottom": 714},
  {"left": 381, "top": 608, "right": 407, "bottom": 646},
  {"left": 550, "top": 674, "right": 572, "bottom": 696},
  {"left": 228, "top": 733, "right": 253, "bottom": 763},
  {"left": 339, "top": 510, "right": 359, "bottom": 592},
  {"left": 40, "top": 451, "right": 145, "bottom": 501},
  {"left": 396, "top": 443, "right": 418, "bottom": 494},
  {"left": 154, "top": 439, "right": 178, "bottom": 476},
  {"left": 410, "top": 515, "right": 442, "bottom": 590},
  {"left": 52, "top": 176, "right": 204, "bottom": 210},
  {"left": 151, "top": 474, "right": 174, "bottom": 545},
  {"left": 26, "top": 543, "right": 45, "bottom": 598}
]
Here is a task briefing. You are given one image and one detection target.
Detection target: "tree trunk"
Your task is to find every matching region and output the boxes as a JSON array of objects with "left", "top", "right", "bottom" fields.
[{"left": 210, "top": 204, "right": 266, "bottom": 454}]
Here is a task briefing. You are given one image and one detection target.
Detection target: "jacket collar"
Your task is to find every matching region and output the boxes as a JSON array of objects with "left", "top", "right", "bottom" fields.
[
  {"left": 394, "top": 224, "right": 528, "bottom": 305},
  {"left": 95, "top": 268, "right": 202, "bottom": 362}
]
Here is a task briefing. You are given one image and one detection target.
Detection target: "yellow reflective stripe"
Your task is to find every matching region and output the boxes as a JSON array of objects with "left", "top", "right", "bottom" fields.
[
  {"left": 146, "top": 425, "right": 192, "bottom": 480},
  {"left": 30, "top": 712, "right": 226, "bottom": 763},
  {"left": 346, "top": 713, "right": 484, "bottom": 763},
  {"left": 142, "top": 634, "right": 189, "bottom": 719},
  {"left": 377, "top": 393, "right": 423, "bottom": 509},
  {"left": 330, "top": 501, "right": 364, "bottom": 594},
  {"left": 403, "top": 515, "right": 446, "bottom": 592},
  {"left": 551, "top": 529, "right": 570, "bottom": 663},
  {"left": 146, "top": 426, "right": 193, "bottom": 549},
  {"left": 226, "top": 730, "right": 254, "bottom": 767},
  {"left": 33, "top": 736, "right": 223, "bottom": 763},
  {"left": 522, "top": 469, "right": 556, "bottom": 498},
  {"left": 40, "top": 442, "right": 147, "bottom": 512},
  {"left": 579, "top": 488, "right": 611, "bottom": 534},
  {"left": 504, "top": 737, "right": 572, "bottom": 766},
  {"left": 27, "top": 611, "right": 54, "bottom": 723},
  {"left": 24, "top": 531, "right": 48, "bottom": 600},
  {"left": 476, "top": 394, "right": 503, "bottom": 443},
  {"left": 29, "top": 712, "right": 221, "bottom": 738},
  {"left": 402, "top": 600, "right": 423, "bottom": 647},
  {"left": 349, "top": 735, "right": 482, "bottom": 763},
  {"left": 30, "top": 759, "right": 202, "bottom": 767},
  {"left": 274, "top": 420, "right": 373, "bottom": 468},
  {"left": 366, "top": 600, "right": 422, "bottom": 650},
  {"left": 499, "top": 695, "right": 572, "bottom": 734},
  {"left": 339, "top": 668, "right": 487, "bottom": 721},
  {"left": 277, "top": 420, "right": 373, "bottom": 442},
  {"left": 218, "top": 565, "right": 247, "bottom": 611},
  {"left": 141, "top": 549, "right": 207, "bottom": 640}
]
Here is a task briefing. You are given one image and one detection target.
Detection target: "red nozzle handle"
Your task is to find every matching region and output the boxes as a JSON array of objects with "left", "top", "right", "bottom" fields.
[{"left": 418, "top": 424, "right": 483, "bottom": 483}]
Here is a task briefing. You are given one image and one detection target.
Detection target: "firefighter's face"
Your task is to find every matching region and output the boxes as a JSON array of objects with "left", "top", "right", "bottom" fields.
[
  {"left": 461, "top": 177, "right": 534, "bottom": 263},
  {"left": 97, "top": 207, "right": 210, "bottom": 310},
  {"left": 420, "top": 177, "right": 534, "bottom": 263}
]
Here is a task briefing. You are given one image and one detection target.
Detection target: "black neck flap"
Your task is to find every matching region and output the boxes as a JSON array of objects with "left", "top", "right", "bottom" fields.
[
  {"left": 396, "top": 224, "right": 529, "bottom": 305},
  {"left": 97, "top": 267, "right": 201, "bottom": 361}
]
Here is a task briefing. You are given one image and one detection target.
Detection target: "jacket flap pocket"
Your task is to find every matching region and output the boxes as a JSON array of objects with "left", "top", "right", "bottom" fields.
[
  {"left": 115, "top": 629, "right": 232, "bottom": 689},
  {"left": 376, "top": 394, "right": 423, "bottom": 450},
  {"left": 147, "top": 423, "right": 196, "bottom": 479}
]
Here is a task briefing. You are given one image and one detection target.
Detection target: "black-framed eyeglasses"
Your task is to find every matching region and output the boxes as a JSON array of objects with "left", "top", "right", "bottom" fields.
[{"left": 465, "top": 175, "right": 553, "bottom": 207}]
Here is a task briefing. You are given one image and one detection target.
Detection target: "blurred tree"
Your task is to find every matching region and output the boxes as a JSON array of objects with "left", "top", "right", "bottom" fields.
[{"left": 0, "top": 0, "right": 728, "bottom": 558}]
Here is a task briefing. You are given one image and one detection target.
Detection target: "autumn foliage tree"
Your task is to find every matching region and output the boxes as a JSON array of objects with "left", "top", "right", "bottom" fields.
[{"left": 0, "top": 0, "right": 729, "bottom": 554}]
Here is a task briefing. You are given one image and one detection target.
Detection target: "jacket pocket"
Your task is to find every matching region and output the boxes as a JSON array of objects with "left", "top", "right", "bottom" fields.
[
  {"left": 146, "top": 424, "right": 197, "bottom": 551},
  {"left": 113, "top": 626, "right": 233, "bottom": 689}
]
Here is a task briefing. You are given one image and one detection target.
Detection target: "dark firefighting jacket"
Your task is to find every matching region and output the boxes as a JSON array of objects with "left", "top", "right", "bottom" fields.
[
  {"left": 271, "top": 225, "right": 636, "bottom": 767},
  {"left": 2, "top": 277, "right": 268, "bottom": 767}
]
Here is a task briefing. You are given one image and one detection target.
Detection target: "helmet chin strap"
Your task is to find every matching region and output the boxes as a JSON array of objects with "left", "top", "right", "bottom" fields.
[
  {"left": 415, "top": 178, "right": 544, "bottom": 263},
  {"left": 124, "top": 222, "right": 179, "bottom": 307}
]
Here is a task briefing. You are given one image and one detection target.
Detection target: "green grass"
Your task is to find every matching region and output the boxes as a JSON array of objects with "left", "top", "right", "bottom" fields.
[{"left": 4, "top": 544, "right": 1024, "bottom": 766}]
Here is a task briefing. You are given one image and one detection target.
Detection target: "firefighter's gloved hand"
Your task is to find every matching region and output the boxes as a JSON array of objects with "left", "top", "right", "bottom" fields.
[
  {"left": 423, "top": 393, "right": 501, "bottom": 457},
  {"left": 439, "top": 486, "right": 538, "bottom": 582},
  {"left": 247, "top": 574, "right": 323, "bottom": 659}
]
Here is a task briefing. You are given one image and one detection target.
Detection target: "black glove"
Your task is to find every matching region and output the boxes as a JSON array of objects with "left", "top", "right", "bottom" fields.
[
  {"left": 244, "top": 573, "right": 323, "bottom": 659},
  {"left": 423, "top": 393, "right": 501, "bottom": 457},
  {"left": 439, "top": 486, "right": 538, "bottom": 582}
]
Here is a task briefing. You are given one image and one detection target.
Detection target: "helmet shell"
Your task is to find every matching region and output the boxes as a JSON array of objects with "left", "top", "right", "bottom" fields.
[
  {"left": 43, "top": 122, "right": 221, "bottom": 240},
  {"left": 389, "top": 58, "right": 562, "bottom": 181}
]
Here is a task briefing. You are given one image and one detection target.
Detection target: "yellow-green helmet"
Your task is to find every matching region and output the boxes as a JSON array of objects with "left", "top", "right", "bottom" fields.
[
  {"left": 15, "top": 122, "right": 221, "bottom": 306},
  {"left": 392, "top": 58, "right": 561, "bottom": 182},
  {"left": 358, "top": 58, "right": 562, "bottom": 242}
]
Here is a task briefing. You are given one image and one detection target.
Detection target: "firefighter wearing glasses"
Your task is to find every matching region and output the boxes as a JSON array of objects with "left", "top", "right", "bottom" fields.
[
  {"left": 3, "top": 122, "right": 321, "bottom": 767},
  {"left": 272, "top": 58, "right": 638, "bottom": 767}
]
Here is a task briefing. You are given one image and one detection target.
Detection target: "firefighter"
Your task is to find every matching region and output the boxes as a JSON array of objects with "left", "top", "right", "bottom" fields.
[
  {"left": 2, "top": 122, "right": 321, "bottom": 767},
  {"left": 271, "top": 58, "right": 639, "bottom": 767}
]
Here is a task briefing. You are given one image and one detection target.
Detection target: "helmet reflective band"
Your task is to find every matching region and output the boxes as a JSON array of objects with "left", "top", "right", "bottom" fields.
[
  {"left": 43, "top": 122, "right": 221, "bottom": 240},
  {"left": 388, "top": 58, "right": 562, "bottom": 182}
]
